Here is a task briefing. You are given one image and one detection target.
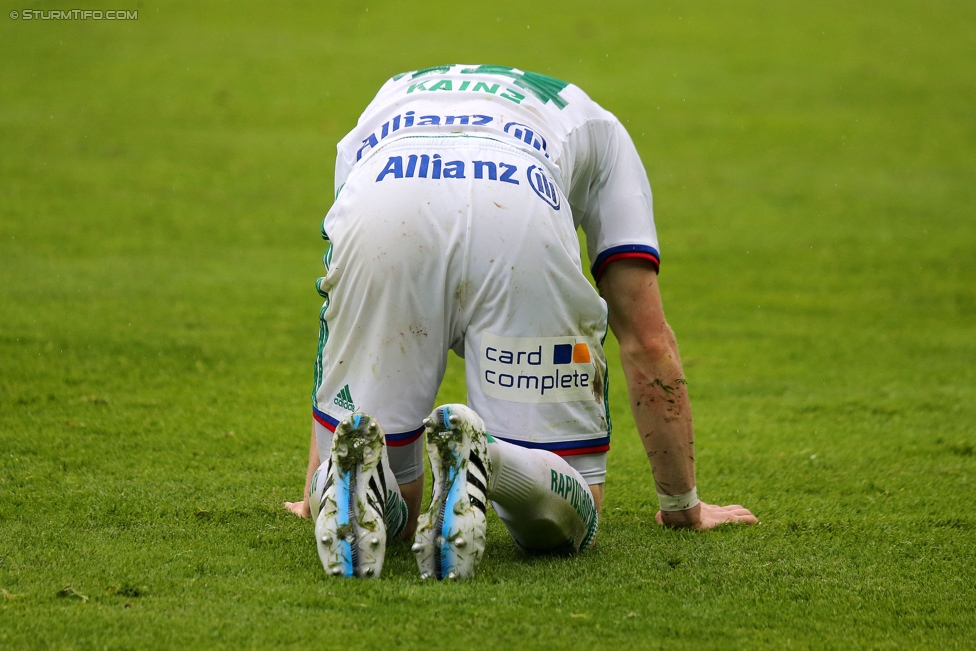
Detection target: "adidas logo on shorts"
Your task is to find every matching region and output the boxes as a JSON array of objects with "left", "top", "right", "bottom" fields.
[{"left": 334, "top": 384, "right": 356, "bottom": 411}]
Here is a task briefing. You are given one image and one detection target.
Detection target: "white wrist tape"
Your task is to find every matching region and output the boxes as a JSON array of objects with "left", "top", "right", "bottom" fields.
[{"left": 657, "top": 487, "right": 700, "bottom": 512}]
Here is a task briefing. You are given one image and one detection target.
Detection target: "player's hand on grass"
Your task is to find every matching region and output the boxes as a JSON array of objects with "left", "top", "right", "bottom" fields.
[
  {"left": 655, "top": 501, "right": 757, "bottom": 530},
  {"left": 284, "top": 499, "right": 311, "bottom": 518}
]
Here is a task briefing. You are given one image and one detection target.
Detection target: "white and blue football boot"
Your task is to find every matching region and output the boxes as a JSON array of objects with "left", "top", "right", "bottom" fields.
[
  {"left": 412, "top": 404, "right": 493, "bottom": 580},
  {"left": 313, "top": 413, "right": 392, "bottom": 579}
]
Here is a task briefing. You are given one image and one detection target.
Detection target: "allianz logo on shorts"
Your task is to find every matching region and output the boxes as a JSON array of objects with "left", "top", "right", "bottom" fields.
[
  {"left": 375, "top": 155, "right": 562, "bottom": 210},
  {"left": 526, "top": 165, "right": 560, "bottom": 210},
  {"left": 480, "top": 332, "right": 594, "bottom": 404},
  {"left": 376, "top": 155, "right": 518, "bottom": 184}
]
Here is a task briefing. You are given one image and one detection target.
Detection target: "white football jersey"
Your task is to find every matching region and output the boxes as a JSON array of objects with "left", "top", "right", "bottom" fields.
[{"left": 334, "top": 64, "right": 661, "bottom": 280}]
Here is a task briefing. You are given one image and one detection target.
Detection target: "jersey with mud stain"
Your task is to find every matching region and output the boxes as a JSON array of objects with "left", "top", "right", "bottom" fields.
[{"left": 333, "top": 64, "right": 661, "bottom": 282}]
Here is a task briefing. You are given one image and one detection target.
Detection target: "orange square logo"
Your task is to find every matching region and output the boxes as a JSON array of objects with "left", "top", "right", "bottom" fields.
[{"left": 572, "top": 343, "right": 590, "bottom": 363}]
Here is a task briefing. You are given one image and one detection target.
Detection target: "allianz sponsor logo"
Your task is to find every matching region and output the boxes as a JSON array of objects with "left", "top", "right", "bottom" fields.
[
  {"left": 480, "top": 333, "right": 594, "bottom": 404},
  {"left": 356, "top": 112, "right": 494, "bottom": 160},
  {"left": 375, "top": 155, "right": 519, "bottom": 184},
  {"left": 376, "top": 154, "right": 519, "bottom": 185},
  {"left": 503, "top": 122, "right": 549, "bottom": 157},
  {"left": 526, "top": 165, "right": 560, "bottom": 210},
  {"left": 375, "top": 154, "right": 563, "bottom": 211},
  {"left": 355, "top": 113, "right": 553, "bottom": 162}
]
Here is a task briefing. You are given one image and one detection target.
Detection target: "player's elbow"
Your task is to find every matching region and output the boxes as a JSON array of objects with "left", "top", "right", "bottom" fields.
[{"left": 618, "top": 325, "right": 679, "bottom": 370}]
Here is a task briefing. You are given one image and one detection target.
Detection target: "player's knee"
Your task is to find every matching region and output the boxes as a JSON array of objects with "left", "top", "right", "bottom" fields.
[
  {"left": 495, "top": 487, "right": 597, "bottom": 554},
  {"left": 510, "top": 517, "right": 582, "bottom": 555},
  {"left": 309, "top": 460, "right": 330, "bottom": 518},
  {"left": 512, "top": 504, "right": 596, "bottom": 554}
]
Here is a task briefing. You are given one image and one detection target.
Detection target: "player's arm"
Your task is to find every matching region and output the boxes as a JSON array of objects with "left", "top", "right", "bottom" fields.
[
  {"left": 599, "top": 258, "right": 757, "bottom": 529},
  {"left": 284, "top": 423, "right": 319, "bottom": 518}
]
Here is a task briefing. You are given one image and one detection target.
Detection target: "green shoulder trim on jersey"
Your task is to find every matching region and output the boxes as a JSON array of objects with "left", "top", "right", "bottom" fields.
[{"left": 410, "top": 65, "right": 452, "bottom": 79}]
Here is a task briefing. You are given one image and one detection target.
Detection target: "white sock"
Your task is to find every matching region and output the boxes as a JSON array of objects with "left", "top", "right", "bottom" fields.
[{"left": 486, "top": 437, "right": 598, "bottom": 553}]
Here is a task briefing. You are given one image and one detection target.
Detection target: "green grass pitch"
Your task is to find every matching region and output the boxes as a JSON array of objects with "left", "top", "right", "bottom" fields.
[{"left": 2, "top": 1, "right": 974, "bottom": 648}]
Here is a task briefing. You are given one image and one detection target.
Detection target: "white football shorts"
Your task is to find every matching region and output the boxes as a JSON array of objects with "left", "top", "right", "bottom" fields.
[{"left": 313, "top": 136, "right": 610, "bottom": 484}]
